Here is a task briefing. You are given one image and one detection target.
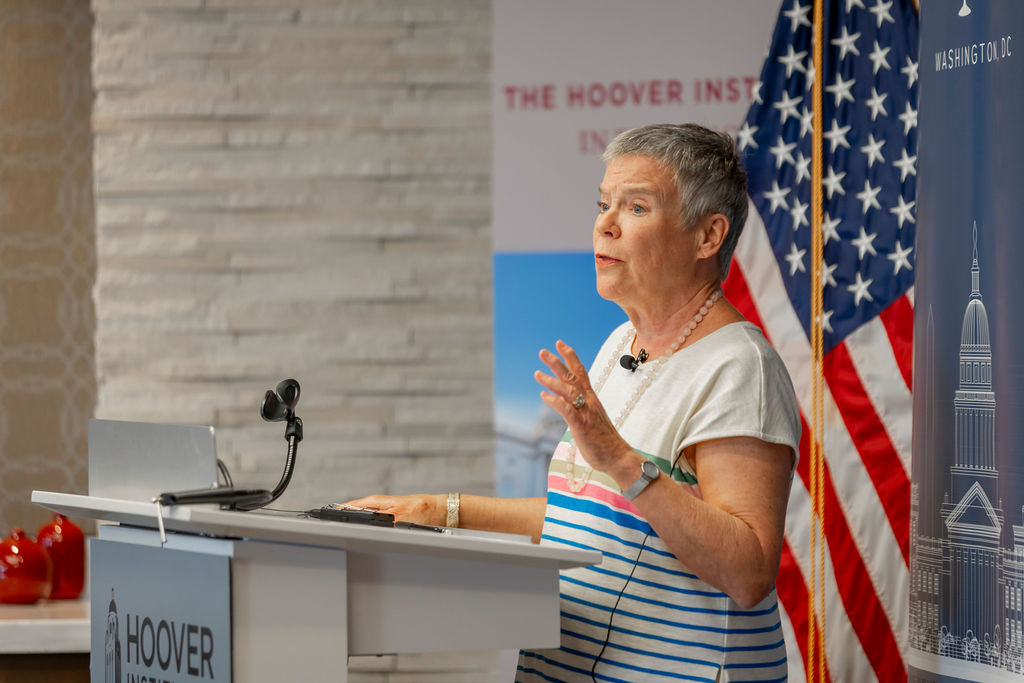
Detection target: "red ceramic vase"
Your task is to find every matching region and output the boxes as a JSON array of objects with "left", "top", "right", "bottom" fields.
[
  {"left": 36, "top": 514, "right": 85, "bottom": 600},
  {"left": 0, "top": 528, "right": 53, "bottom": 604}
]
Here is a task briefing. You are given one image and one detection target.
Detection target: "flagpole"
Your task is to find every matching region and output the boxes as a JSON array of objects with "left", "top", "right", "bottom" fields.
[{"left": 809, "top": 0, "right": 827, "bottom": 681}]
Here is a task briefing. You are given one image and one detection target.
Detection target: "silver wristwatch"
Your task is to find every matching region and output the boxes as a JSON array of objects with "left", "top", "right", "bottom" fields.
[{"left": 623, "top": 459, "right": 660, "bottom": 501}]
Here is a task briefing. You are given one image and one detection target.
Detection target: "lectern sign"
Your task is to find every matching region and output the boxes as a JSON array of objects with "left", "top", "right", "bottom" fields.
[{"left": 91, "top": 539, "right": 232, "bottom": 682}]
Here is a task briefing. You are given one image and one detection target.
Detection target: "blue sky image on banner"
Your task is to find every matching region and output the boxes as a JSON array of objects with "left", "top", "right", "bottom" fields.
[{"left": 494, "top": 252, "right": 624, "bottom": 497}]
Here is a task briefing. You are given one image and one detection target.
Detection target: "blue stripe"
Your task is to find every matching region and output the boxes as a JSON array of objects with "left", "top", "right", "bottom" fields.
[
  {"left": 580, "top": 565, "right": 783, "bottom": 623},
  {"left": 547, "top": 491, "right": 660, "bottom": 539},
  {"left": 561, "top": 646, "right": 716, "bottom": 683},
  {"left": 561, "top": 593, "right": 782, "bottom": 636},
  {"left": 723, "top": 655, "right": 788, "bottom": 670},
  {"left": 518, "top": 650, "right": 633, "bottom": 683},
  {"left": 585, "top": 563, "right": 727, "bottom": 600},
  {"left": 545, "top": 513, "right": 686, "bottom": 564},
  {"left": 562, "top": 611, "right": 786, "bottom": 654},
  {"left": 563, "top": 627, "right": 720, "bottom": 669},
  {"left": 542, "top": 533, "right": 699, "bottom": 580},
  {"left": 719, "top": 673, "right": 787, "bottom": 683},
  {"left": 562, "top": 574, "right": 780, "bottom": 619}
]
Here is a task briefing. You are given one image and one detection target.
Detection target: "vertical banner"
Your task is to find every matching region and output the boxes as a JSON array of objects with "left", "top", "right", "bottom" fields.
[
  {"left": 910, "top": 1, "right": 1024, "bottom": 681},
  {"left": 492, "top": 0, "right": 781, "bottom": 497}
]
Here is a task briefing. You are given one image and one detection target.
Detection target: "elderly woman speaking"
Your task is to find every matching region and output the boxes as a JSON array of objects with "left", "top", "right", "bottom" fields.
[{"left": 348, "top": 123, "right": 800, "bottom": 682}]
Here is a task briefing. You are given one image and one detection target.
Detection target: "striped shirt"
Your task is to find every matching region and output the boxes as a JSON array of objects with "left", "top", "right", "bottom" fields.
[{"left": 517, "top": 321, "right": 800, "bottom": 683}]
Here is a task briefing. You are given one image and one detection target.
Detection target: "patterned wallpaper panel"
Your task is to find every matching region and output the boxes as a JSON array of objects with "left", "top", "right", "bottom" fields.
[{"left": 0, "top": 0, "right": 95, "bottom": 534}]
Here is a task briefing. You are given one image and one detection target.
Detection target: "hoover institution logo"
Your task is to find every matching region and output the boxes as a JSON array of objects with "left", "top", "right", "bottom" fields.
[{"left": 102, "top": 587, "right": 220, "bottom": 683}]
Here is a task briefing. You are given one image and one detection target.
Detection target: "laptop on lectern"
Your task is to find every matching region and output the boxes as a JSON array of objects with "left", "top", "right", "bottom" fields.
[{"left": 88, "top": 419, "right": 219, "bottom": 502}]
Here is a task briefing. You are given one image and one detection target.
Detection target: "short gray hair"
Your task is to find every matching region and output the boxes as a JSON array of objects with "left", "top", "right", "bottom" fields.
[{"left": 602, "top": 123, "right": 748, "bottom": 281}]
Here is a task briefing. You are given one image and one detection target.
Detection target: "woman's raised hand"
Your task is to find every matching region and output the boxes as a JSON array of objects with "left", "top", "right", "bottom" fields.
[{"left": 534, "top": 340, "right": 633, "bottom": 474}]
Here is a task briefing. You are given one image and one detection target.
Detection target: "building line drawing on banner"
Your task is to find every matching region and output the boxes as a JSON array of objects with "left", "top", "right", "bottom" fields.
[{"left": 911, "top": 221, "right": 1024, "bottom": 678}]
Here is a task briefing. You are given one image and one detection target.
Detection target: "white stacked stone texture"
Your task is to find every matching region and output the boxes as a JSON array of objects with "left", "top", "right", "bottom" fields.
[{"left": 92, "top": 1, "right": 503, "bottom": 679}]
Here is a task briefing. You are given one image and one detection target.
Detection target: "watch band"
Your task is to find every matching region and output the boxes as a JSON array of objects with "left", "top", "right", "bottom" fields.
[{"left": 623, "top": 460, "right": 660, "bottom": 501}]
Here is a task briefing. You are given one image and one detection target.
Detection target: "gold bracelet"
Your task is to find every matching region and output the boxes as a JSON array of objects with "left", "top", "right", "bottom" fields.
[{"left": 445, "top": 492, "right": 460, "bottom": 528}]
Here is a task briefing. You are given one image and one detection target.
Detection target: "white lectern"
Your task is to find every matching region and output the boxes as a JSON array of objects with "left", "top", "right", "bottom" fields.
[{"left": 33, "top": 490, "right": 599, "bottom": 682}]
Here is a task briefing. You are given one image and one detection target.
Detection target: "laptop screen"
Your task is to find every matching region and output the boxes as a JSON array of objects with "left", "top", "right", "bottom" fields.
[{"left": 88, "top": 419, "right": 219, "bottom": 501}]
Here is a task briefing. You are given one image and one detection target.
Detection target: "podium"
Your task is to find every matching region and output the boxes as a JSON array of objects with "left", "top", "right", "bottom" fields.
[{"left": 33, "top": 490, "right": 599, "bottom": 682}]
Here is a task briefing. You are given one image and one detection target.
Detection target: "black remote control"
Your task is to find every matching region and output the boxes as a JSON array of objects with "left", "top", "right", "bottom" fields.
[{"left": 310, "top": 507, "right": 395, "bottom": 526}]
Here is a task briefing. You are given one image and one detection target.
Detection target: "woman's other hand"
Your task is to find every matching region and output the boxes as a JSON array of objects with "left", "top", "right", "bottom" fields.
[{"left": 340, "top": 494, "right": 445, "bottom": 526}]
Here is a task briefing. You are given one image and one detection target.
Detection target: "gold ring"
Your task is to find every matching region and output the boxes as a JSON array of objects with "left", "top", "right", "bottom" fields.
[{"left": 572, "top": 393, "right": 585, "bottom": 409}]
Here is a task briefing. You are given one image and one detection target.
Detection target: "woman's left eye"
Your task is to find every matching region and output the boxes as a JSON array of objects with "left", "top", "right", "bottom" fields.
[{"left": 631, "top": 204, "right": 645, "bottom": 215}]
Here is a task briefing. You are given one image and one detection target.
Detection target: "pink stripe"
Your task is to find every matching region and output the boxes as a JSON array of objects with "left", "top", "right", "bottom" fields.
[
  {"left": 547, "top": 471, "right": 703, "bottom": 514},
  {"left": 547, "top": 472, "right": 639, "bottom": 515}
]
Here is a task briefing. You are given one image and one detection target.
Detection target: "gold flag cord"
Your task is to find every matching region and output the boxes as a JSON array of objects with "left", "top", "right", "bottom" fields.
[{"left": 808, "top": 0, "right": 827, "bottom": 681}]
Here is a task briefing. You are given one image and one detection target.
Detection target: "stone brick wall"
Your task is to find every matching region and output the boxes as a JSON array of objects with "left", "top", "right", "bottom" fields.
[{"left": 91, "top": 0, "right": 503, "bottom": 679}]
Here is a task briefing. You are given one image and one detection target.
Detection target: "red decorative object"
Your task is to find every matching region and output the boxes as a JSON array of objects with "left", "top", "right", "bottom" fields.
[
  {"left": 0, "top": 528, "right": 54, "bottom": 604},
  {"left": 36, "top": 514, "right": 85, "bottom": 600}
]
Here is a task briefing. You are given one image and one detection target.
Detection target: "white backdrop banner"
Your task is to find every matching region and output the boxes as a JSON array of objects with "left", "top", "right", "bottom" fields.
[
  {"left": 493, "top": 0, "right": 782, "bottom": 253},
  {"left": 492, "top": 0, "right": 781, "bottom": 497}
]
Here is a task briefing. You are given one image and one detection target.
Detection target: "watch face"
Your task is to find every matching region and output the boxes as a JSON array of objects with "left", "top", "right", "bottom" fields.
[{"left": 641, "top": 460, "right": 660, "bottom": 479}]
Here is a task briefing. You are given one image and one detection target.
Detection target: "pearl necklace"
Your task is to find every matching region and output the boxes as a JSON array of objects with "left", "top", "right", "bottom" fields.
[{"left": 566, "top": 289, "right": 723, "bottom": 493}]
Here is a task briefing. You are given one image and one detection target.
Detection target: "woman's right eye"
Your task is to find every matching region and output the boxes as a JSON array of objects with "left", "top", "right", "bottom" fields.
[{"left": 597, "top": 201, "right": 610, "bottom": 213}]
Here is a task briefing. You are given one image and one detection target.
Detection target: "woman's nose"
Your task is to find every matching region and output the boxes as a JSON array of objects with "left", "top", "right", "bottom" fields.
[{"left": 595, "top": 209, "right": 619, "bottom": 238}]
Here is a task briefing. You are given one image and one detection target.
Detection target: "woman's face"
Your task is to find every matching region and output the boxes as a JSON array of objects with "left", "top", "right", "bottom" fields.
[{"left": 594, "top": 154, "right": 702, "bottom": 310}]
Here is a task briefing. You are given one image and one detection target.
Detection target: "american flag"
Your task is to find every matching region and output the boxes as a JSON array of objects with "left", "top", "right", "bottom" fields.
[{"left": 723, "top": 0, "right": 918, "bottom": 680}]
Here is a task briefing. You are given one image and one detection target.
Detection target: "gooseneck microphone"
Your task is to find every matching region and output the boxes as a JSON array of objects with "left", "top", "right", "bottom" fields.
[{"left": 619, "top": 348, "right": 648, "bottom": 372}]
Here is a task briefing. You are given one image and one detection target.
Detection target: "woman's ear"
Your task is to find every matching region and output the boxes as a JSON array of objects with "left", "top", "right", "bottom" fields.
[{"left": 696, "top": 213, "right": 729, "bottom": 260}]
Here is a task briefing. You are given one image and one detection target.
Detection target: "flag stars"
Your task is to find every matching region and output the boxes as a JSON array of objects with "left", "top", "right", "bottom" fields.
[
  {"left": 822, "top": 167, "right": 847, "bottom": 199},
  {"left": 898, "top": 101, "right": 918, "bottom": 134},
  {"left": 824, "top": 120, "right": 852, "bottom": 152},
  {"left": 778, "top": 45, "right": 809, "bottom": 77},
  {"left": 870, "top": 0, "right": 895, "bottom": 28},
  {"left": 866, "top": 87, "right": 888, "bottom": 120},
  {"left": 826, "top": 73, "right": 857, "bottom": 107},
  {"left": 822, "top": 261, "right": 839, "bottom": 288},
  {"left": 893, "top": 149, "right": 918, "bottom": 181},
  {"left": 804, "top": 62, "right": 816, "bottom": 92},
  {"left": 847, "top": 272, "right": 875, "bottom": 306},
  {"left": 902, "top": 56, "right": 919, "bottom": 88},
  {"left": 774, "top": 91, "right": 803, "bottom": 123},
  {"left": 869, "top": 40, "right": 892, "bottom": 73},
  {"left": 820, "top": 309, "right": 834, "bottom": 334},
  {"left": 861, "top": 134, "right": 886, "bottom": 167},
  {"left": 785, "top": 242, "right": 807, "bottom": 276},
  {"left": 800, "top": 106, "right": 813, "bottom": 137},
  {"left": 846, "top": 0, "right": 867, "bottom": 11},
  {"left": 852, "top": 226, "right": 879, "bottom": 259},
  {"left": 751, "top": 80, "right": 764, "bottom": 104},
  {"left": 770, "top": 136, "right": 798, "bottom": 169},
  {"left": 856, "top": 179, "right": 882, "bottom": 212},
  {"left": 794, "top": 152, "right": 811, "bottom": 184},
  {"left": 822, "top": 212, "right": 842, "bottom": 244},
  {"left": 737, "top": 122, "right": 759, "bottom": 150},
  {"left": 890, "top": 195, "right": 916, "bottom": 228},
  {"left": 791, "top": 197, "right": 809, "bottom": 230},
  {"left": 783, "top": 0, "right": 812, "bottom": 33},
  {"left": 888, "top": 242, "right": 914, "bottom": 275},
  {"left": 764, "top": 181, "right": 791, "bottom": 213},
  {"left": 831, "top": 26, "right": 861, "bottom": 60}
]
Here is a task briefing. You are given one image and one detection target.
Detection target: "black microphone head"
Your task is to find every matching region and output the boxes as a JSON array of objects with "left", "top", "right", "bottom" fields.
[
  {"left": 275, "top": 378, "right": 300, "bottom": 410},
  {"left": 261, "top": 390, "right": 289, "bottom": 422},
  {"left": 619, "top": 354, "right": 637, "bottom": 371}
]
